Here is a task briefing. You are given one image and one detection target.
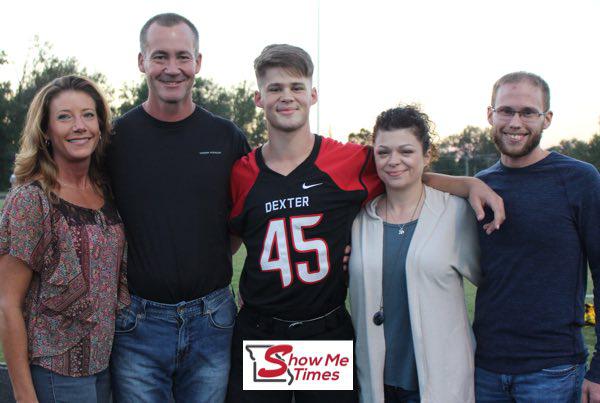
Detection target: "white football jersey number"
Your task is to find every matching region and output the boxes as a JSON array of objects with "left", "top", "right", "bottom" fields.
[{"left": 260, "top": 214, "right": 330, "bottom": 288}]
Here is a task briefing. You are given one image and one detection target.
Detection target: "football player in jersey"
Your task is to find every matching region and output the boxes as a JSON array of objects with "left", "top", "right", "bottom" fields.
[{"left": 227, "top": 44, "right": 504, "bottom": 403}]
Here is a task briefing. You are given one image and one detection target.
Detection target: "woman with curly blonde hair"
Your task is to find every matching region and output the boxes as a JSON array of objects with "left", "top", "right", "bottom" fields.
[{"left": 0, "top": 75, "right": 128, "bottom": 403}]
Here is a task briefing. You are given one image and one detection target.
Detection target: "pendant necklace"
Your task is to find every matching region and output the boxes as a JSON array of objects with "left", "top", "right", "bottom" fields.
[
  {"left": 385, "top": 187, "right": 424, "bottom": 235},
  {"left": 373, "top": 188, "right": 424, "bottom": 326}
]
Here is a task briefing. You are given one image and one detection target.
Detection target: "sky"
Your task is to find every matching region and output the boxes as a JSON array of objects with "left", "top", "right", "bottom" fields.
[{"left": 1, "top": 0, "right": 599, "bottom": 147}]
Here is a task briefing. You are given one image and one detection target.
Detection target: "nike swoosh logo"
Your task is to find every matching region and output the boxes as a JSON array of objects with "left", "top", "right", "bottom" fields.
[{"left": 302, "top": 182, "right": 323, "bottom": 190}]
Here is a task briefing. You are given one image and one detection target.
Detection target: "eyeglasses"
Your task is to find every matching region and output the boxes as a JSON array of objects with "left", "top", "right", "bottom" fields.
[{"left": 491, "top": 107, "right": 547, "bottom": 122}]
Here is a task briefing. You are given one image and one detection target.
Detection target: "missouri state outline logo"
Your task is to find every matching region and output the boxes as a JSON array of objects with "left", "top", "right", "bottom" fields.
[{"left": 242, "top": 340, "right": 353, "bottom": 390}]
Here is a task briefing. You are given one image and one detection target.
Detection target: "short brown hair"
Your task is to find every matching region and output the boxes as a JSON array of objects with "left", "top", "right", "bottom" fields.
[
  {"left": 254, "top": 44, "right": 314, "bottom": 81},
  {"left": 491, "top": 71, "right": 550, "bottom": 111},
  {"left": 140, "top": 13, "right": 199, "bottom": 55}
]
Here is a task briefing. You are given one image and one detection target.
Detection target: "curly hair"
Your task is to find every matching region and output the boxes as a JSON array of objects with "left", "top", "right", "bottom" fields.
[
  {"left": 13, "top": 75, "right": 112, "bottom": 198},
  {"left": 372, "top": 104, "right": 438, "bottom": 162}
]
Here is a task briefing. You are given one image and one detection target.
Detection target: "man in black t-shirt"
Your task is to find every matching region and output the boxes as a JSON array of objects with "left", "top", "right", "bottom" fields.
[{"left": 108, "top": 13, "right": 249, "bottom": 403}]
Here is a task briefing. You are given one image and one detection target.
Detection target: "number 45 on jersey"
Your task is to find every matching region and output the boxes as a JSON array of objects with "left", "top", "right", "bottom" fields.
[{"left": 260, "top": 214, "right": 331, "bottom": 288}]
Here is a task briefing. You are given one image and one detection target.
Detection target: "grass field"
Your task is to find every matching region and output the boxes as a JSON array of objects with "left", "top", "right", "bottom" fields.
[{"left": 0, "top": 242, "right": 596, "bottom": 366}]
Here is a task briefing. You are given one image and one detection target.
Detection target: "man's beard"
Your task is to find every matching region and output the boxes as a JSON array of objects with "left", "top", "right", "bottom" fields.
[{"left": 492, "top": 129, "right": 542, "bottom": 159}]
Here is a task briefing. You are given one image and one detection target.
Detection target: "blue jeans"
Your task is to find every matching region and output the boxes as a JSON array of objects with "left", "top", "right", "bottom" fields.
[
  {"left": 475, "top": 364, "right": 585, "bottom": 402},
  {"left": 110, "top": 287, "right": 237, "bottom": 403},
  {"left": 30, "top": 365, "right": 110, "bottom": 403}
]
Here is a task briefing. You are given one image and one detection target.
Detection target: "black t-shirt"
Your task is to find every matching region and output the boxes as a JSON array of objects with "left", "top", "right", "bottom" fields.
[
  {"left": 107, "top": 105, "right": 250, "bottom": 303},
  {"left": 230, "top": 135, "right": 382, "bottom": 319}
]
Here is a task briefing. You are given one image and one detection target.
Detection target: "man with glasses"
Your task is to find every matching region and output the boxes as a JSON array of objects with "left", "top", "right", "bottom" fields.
[{"left": 473, "top": 71, "right": 600, "bottom": 402}]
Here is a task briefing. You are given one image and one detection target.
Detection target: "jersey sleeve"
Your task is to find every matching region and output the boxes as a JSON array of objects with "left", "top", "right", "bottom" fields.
[
  {"left": 361, "top": 146, "right": 384, "bottom": 203},
  {"left": 315, "top": 138, "right": 383, "bottom": 204},
  {"left": 0, "top": 184, "right": 51, "bottom": 271},
  {"left": 229, "top": 151, "right": 260, "bottom": 235}
]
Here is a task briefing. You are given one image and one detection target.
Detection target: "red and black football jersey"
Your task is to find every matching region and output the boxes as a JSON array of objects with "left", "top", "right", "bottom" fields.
[{"left": 230, "top": 135, "right": 382, "bottom": 320}]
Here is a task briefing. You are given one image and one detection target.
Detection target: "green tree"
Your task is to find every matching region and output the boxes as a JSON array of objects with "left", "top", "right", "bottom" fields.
[
  {"left": 192, "top": 77, "right": 232, "bottom": 117},
  {"left": 1, "top": 41, "right": 111, "bottom": 190},
  {"left": 245, "top": 110, "right": 267, "bottom": 148},
  {"left": 228, "top": 81, "right": 267, "bottom": 148},
  {"left": 10, "top": 40, "right": 110, "bottom": 132},
  {"left": 587, "top": 134, "right": 600, "bottom": 170},
  {"left": 116, "top": 80, "right": 148, "bottom": 116},
  {"left": 431, "top": 151, "right": 463, "bottom": 176},
  {"left": 549, "top": 138, "right": 590, "bottom": 162},
  {"left": 547, "top": 136, "right": 600, "bottom": 171},
  {"left": 432, "top": 126, "right": 498, "bottom": 176},
  {"left": 347, "top": 128, "right": 371, "bottom": 145}
]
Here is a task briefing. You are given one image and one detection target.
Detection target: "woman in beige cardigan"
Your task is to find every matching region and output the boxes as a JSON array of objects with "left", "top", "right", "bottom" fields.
[{"left": 349, "top": 106, "right": 481, "bottom": 403}]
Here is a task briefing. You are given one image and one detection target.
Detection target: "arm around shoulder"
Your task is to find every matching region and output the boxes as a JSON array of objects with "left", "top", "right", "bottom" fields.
[{"left": 423, "top": 172, "right": 505, "bottom": 234}]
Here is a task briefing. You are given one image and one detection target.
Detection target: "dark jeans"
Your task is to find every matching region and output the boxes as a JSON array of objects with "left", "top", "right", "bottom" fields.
[
  {"left": 226, "top": 306, "right": 358, "bottom": 403},
  {"left": 30, "top": 365, "right": 110, "bottom": 403},
  {"left": 475, "top": 363, "right": 585, "bottom": 402},
  {"left": 110, "top": 287, "right": 237, "bottom": 403}
]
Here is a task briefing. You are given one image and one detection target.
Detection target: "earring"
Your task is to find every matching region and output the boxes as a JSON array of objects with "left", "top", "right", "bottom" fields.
[
  {"left": 45, "top": 138, "right": 51, "bottom": 148},
  {"left": 99, "top": 134, "right": 102, "bottom": 142}
]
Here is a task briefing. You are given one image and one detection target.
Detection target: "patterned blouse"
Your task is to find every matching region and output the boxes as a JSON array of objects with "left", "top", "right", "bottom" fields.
[{"left": 0, "top": 181, "right": 129, "bottom": 377}]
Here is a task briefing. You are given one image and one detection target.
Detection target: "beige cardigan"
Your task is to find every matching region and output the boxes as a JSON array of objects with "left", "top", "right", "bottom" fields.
[{"left": 349, "top": 186, "right": 481, "bottom": 403}]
